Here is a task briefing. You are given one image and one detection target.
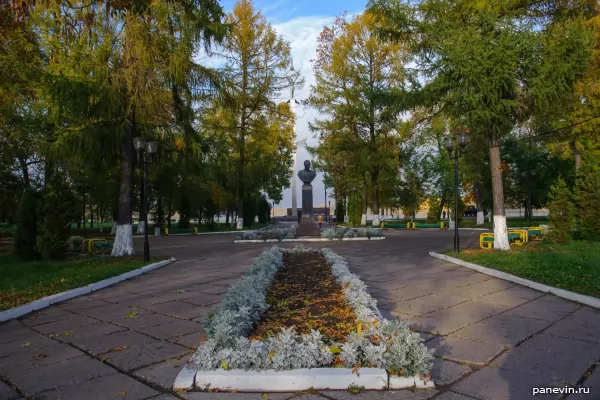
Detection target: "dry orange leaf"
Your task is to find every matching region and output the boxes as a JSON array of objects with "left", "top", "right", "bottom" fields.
[{"left": 118, "top": 391, "right": 126, "bottom": 396}]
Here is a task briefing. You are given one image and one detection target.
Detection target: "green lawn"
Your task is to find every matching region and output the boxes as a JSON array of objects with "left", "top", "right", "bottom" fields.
[
  {"left": 0, "top": 246, "right": 163, "bottom": 311},
  {"left": 447, "top": 240, "right": 600, "bottom": 298}
]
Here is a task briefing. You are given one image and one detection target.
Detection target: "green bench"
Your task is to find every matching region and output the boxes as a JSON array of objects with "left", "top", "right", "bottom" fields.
[{"left": 93, "top": 242, "right": 113, "bottom": 254}]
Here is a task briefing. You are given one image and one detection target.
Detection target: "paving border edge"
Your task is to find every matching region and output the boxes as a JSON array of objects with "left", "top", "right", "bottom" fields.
[
  {"left": 234, "top": 237, "right": 386, "bottom": 243},
  {"left": 0, "top": 257, "right": 177, "bottom": 322},
  {"left": 429, "top": 252, "right": 600, "bottom": 309}
]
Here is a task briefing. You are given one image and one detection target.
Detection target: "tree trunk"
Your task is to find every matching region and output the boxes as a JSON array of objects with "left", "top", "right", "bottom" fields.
[
  {"left": 226, "top": 207, "right": 230, "bottom": 225},
  {"left": 167, "top": 201, "right": 172, "bottom": 229},
  {"left": 137, "top": 176, "right": 145, "bottom": 234},
  {"left": 99, "top": 205, "right": 104, "bottom": 232},
  {"left": 18, "top": 157, "right": 31, "bottom": 187},
  {"left": 489, "top": 136, "right": 510, "bottom": 250},
  {"left": 90, "top": 204, "right": 94, "bottom": 229},
  {"left": 371, "top": 169, "right": 380, "bottom": 226},
  {"left": 361, "top": 178, "right": 368, "bottom": 226},
  {"left": 236, "top": 123, "right": 246, "bottom": 230},
  {"left": 111, "top": 115, "right": 136, "bottom": 256},
  {"left": 474, "top": 180, "right": 484, "bottom": 225}
]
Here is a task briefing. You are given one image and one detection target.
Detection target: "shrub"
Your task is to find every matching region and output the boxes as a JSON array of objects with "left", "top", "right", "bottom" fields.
[
  {"left": 14, "top": 187, "right": 41, "bottom": 260},
  {"left": 547, "top": 177, "right": 575, "bottom": 244},
  {"left": 573, "top": 162, "right": 600, "bottom": 240},
  {"left": 36, "top": 177, "right": 77, "bottom": 260}
]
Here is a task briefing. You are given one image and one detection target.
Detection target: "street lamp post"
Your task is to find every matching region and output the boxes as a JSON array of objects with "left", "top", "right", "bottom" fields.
[
  {"left": 444, "top": 130, "right": 469, "bottom": 252},
  {"left": 133, "top": 137, "right": 158, "bottom": 262},
  {"left": 328, "top": 200, "right": 331, "bottom": 224}
]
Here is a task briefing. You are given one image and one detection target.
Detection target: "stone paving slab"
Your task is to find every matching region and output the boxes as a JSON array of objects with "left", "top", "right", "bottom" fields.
[
  {"left": 133, "top": 354, "right": 190, "bottom": 390},
  {"left": 434, "top": 392, "right": 476, "bottom": 400},
  {"left": 0, "top": 381, "right": 21, "bottom": 400},
  {"left": 6, "top": 355, "right": 116, "bottom": 397},
  {"left": 142, "top": 300, "right": 212, "bottom": 320},
  {"left": 393, "top": 294, "right": 471, "bottom": 316},
  {"left": 142, "top": 319, "right": 203, "bottom": 340},
  {"left": 490, "top": 334, "right": 600, "bottom": 385},
  {"left": 475, "top": 286, "right": 544, "bottom": 307},
  {"left": 568, "top": 365, "right": 600, "bottom": 398},
  {"left": 428, "top": 336, "right": 506, "bottom": 365},
  {"left": 33, "top": 315, "right": 100, "bottom": 335},
  {"left": 453, "top": 366, "right": 562, "bottom": 400},
  {"left": 52, "top": 321, "right": 127, "bottom": 343},
  {"left": 503, "top": 295, "right": 581, "bottom": 322},
  {"left": 450, "top": 314, "right": 552, "bottom": 346},
  {"left": 430, "top": 358, "right": 472, "bottom": 386},
  {"left": 0, "top": 343, "right": 84, "bottom": 375},
  {"left": 543, "top": 307, "right": 600, "bottom": 343},
  {"left": 0, "top": 330, "right": 58, "bottom": 358},
  {"left": 20, "top": 307, "right": 75, "bottom": 327},
  {"left": 31, "top": 373, "right": 160, "bottom": 400}
]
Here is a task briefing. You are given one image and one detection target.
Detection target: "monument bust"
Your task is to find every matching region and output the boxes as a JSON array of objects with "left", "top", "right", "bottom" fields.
[{"left": 298, "top": 160, "right": 317, "bottom": 184}]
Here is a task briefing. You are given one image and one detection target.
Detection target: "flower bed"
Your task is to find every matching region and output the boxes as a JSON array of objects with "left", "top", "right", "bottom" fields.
[
  {"left": 321, "top": 227, "right": 383, "bottom": 240},
  {"left": 235, "top": 225, "right": 297, "bottom": 241},
  {"left": 176, "top": 245, "right": 434, "bottom": 392}
]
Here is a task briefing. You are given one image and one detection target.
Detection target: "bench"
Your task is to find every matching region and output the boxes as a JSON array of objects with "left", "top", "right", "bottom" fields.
[
  {"left": 527, "top": 226, "right": 545, "bottom": 240},
  {"left": 381, "top": 222, "right": 409, "bottom": 229},
  {"left": 479, "top": 229, "right": 544, "bottom": 249},
  {"left": 93, "top": 241, "right": 113, "bottom": 254},
  {"left": 164, "top": 227, "right": 198, "bottom": 236}
]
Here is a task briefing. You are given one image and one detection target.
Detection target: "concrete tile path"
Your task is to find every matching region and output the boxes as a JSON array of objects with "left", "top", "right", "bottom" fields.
[{"left": 0, "top": 228, "right": 598, "bottom": 400}]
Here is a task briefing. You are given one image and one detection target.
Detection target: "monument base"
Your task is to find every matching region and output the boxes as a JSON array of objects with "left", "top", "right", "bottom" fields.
[{"left": 296, "top": 215, "right": 321, "bottom": 237}]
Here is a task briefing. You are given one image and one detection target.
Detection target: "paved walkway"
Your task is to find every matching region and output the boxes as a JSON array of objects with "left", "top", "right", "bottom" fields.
[{"left": 0, "top": 230, "right": 599, "bottom": 400}]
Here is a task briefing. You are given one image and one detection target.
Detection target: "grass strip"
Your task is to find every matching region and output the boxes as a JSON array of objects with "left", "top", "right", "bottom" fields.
[
  {"left": 447, "top": 240, "right": 600, "bottom": 298},
  {"left": 0, "top": 247, "right": 164, "bottom": 310}
]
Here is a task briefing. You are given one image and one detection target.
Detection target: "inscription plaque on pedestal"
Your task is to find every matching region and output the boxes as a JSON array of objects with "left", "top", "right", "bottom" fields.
[{"left": 296, "top": 160, "right": 321, "bottom": 237}]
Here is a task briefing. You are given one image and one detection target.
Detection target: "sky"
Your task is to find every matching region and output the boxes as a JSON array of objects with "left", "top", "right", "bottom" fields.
[{"left": 214, "top": 0, "right": 368, "bottom": 209}]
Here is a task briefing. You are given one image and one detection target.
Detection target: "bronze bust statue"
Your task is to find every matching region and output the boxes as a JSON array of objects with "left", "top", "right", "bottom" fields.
[{"left": 298, "top": 160, "right": 317, "bottom": 184}]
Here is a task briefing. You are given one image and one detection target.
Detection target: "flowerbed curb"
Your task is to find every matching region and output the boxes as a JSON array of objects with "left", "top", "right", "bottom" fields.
[
  {"left": 234, "top": 237, "right": 387, "bottom": 243},
  {"left": 429, "top": 252, "right": 600, "bottom": 309},
  {"left": 0, "top": 257, "right": 176, "bottom": 322},
  {"left": 174, "top": 365, "right": 432, "bottom": 392}
]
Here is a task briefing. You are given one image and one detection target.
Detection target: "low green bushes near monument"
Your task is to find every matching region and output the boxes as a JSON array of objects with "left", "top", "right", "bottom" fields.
[
  {"left": 321, "top": 227, "right": 383, "bottom": 240},
  {"left": 236, "top": 225, "right": 297, "bottom": 241}
]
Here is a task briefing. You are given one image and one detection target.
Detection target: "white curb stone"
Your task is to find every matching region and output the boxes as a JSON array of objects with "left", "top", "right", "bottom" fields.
[
  {"left": 429, "top": 252, "right": 600, "bottom": 309},
  {"left": 45, "top": 286, "right": 92, "bottom": 305},
  {"left": 192, "top": 368, "right": 388, "bottom": 392},
  {"left": 0, "top": 304, "right": 35, "bottom": 322},
  {"left": 30, "top": 298, "right": 51, "bottom": 311},
  {"left": 0, "top": 258, "right": 176, "bottom": 322},
  {"left": 234, "top": 237, "right": 386, "bottom": 243},
  {"left": 388, "top": 375, "right": 415, "bottom": 389},
  {"left": 414, "top": 375, "right": 436, "bottom": 389},
  {"left": 173, "top": 365, "right": 196, "bottom": 391}
]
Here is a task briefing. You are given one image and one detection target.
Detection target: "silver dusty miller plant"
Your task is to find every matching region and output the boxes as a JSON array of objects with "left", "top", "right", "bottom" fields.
[
  {"left": 191, "top": 245, "right": 433, "bottom": 376},
  {"left": 235, "top": 225, "right": 297, "bottom": 241},
  {"left": 321, "top": 227, "right": 382, "bottom": 240}
]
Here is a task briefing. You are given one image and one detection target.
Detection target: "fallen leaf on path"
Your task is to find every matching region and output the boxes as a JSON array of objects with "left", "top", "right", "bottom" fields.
[
  {"left": 20, "top": 342, "right": 31, "bottom": 348},
  {"left": 32, "top": 354, "right": 47, "bottom": 360},
  {"left": 63, "top": 331, "right": 72, "bottom": 336},
  {"left": 107, "top": 346, "right": 128, "bottom": 352},
  {"left": 262, "top": 394, "right": 269, "bottom": 398},
  {"left": 118, "top": 391, "right": 126, "bottom": 396}
]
